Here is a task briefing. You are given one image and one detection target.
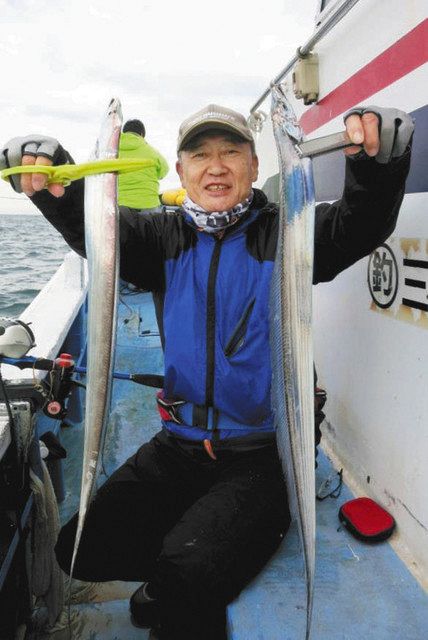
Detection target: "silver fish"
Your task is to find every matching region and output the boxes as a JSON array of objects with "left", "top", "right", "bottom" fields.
[
  {"left": 270, "top": 83, "right": 316, "bottom": 640},
  {"left": 70, "top": 98, "right": 122, "bottom": 577}
]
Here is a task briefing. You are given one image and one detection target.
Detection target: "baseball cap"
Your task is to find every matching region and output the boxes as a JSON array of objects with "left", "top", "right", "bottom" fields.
[{"left": 177, "top": 104, "right": 254, "bottom": 152}]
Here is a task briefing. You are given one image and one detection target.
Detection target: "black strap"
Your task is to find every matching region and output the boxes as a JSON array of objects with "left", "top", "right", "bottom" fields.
[
  {"left": 192, "top": 404, "right": 208, "bottom": 428},
  {"left": 316, "top": 469, "right": 343, "bottom": 501}
]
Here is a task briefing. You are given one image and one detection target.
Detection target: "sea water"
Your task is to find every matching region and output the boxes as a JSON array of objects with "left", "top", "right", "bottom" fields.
[{"left": 0, "top": 213, "right": 68, "bottom": 317}]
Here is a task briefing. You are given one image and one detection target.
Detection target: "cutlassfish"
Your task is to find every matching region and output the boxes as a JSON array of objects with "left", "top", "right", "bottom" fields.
[
  {"left": 269, "top": 83, "right": 316, "bottom": 640},
  {"left": 70, "top": 98, "right": 122, "bottom": 578}
]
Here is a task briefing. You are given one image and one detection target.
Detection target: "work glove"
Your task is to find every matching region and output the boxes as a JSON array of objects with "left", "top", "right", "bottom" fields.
[
  {"left": 344, "top": 106, "right": 414, "bottom": 164},
  {"left": 0, "top": 134, "right": 66, "bottom": 192}
]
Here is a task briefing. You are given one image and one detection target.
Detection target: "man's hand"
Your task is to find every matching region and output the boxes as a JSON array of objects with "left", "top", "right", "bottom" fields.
[
  {"left": 343, "top": 106, "right": 414, "bottom": 163},
  {"left": 0, "top": 135, "right": 65, "bottom": 197}
]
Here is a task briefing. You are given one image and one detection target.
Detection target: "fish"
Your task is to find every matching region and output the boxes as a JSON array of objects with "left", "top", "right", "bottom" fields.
[
  {"left": 269, "top": 82, "right": 316, "bottom": 640},
  {"left": 69, "top": 98, "right": 122, "bottom": 578}
]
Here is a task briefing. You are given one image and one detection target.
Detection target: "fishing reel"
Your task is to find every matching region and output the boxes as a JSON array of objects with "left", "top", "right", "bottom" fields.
[
  {"left": 0, "top": 318, "right": 35, "bottom": 359},
  {"left": 0, "top": 319, "right": 74, "bottom": 419}
]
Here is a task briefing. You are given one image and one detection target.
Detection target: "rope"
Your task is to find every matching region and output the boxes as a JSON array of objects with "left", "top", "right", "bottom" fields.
[{"left": 1, "top": 158, "right": 156, "bottom": 187}]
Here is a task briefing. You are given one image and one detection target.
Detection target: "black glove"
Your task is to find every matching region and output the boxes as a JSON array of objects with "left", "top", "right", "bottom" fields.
[
  {"left": 344, "top": 106, "right": 414, "bottom": 164},
  {"left": 0, "top": 134, "right": 66, "bottom": 192}
]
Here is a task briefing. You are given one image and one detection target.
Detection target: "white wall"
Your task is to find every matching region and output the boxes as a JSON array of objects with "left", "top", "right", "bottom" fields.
[{"left": 253, "top": 0, "right": 428, "bottom": 588}]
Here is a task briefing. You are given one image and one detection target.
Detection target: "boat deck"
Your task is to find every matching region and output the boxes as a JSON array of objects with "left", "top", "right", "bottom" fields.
[{"left": 32, "top": 290, "right": 428, "bottom": 639}]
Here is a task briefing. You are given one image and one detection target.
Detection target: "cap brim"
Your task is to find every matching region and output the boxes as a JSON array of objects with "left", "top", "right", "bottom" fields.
[{"left": 178, "top": 121, "right": 253, "bottom": 152}]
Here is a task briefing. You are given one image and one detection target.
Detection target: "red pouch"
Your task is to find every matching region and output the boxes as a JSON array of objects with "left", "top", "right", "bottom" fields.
[{"left": 339, "top": 497, "right": 396, "bottom": 542}]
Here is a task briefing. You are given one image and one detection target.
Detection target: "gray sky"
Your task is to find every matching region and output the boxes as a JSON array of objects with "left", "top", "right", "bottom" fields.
[{"left": 0, "top": 0, "right": 319, "bottom": 213}]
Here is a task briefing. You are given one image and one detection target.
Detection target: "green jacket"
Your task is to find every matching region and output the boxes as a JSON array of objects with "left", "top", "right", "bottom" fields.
[{"left": 118, "top": 132, "right": 169, "bottom": 209}]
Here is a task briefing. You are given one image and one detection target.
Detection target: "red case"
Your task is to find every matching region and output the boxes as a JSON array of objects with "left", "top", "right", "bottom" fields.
[{"left": 339, "top": 497, "right": 396, "bottom": 542}]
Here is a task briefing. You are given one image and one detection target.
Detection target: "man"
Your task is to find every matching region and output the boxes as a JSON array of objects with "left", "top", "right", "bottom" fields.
[
  {"left": 0, "top": 103, "right": 413, "bottom": 639},
  {"left": 118, "top": 118, "right": 169, "bottom": 211}
]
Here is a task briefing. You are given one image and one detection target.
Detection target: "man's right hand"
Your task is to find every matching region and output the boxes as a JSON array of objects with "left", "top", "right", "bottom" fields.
[{"left": 0, "top": 135, "right": 65, "bottom": 197}]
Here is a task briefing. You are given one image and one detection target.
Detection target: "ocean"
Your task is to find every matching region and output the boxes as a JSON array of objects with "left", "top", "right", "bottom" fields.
[{"left": 0, "top": 214, "right": 68, "bottom": 317}]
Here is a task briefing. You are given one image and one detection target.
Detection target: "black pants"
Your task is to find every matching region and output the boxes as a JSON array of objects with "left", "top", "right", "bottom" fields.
[{"left": 55, "top": 430, "right": 290, "bottom": 639}]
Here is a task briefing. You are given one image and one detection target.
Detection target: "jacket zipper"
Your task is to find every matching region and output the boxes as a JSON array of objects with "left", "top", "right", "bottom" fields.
[
  {"left": 205, "top": 238, "right": 222, "bottom": 408},
  {"left": 224, "top": 297, "right": 255, "bottom": 357}
]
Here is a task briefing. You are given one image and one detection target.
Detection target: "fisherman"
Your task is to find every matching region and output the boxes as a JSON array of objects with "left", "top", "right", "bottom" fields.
[
  {"left": 118, "top": 118, "right": 169, "bottom": 211},
  {"left": 0, "top": 103, "right": 414, "bottom": 640}
]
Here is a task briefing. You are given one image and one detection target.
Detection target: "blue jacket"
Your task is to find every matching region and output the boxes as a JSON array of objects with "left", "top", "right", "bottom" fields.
[
  {"left": 161, "top": 203, "right": 277, "bottom": 442},
  {"left": 33, "top": 150, "right": 411, "bottom": 445}
]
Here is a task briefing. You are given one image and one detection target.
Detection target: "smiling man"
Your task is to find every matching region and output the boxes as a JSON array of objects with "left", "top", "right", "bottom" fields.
[
  {"left": 176, "top": 105, "right": 259, "bottom": 220},
  {"left": 0, "top": 102, "right": 414, "bottom": 640}
]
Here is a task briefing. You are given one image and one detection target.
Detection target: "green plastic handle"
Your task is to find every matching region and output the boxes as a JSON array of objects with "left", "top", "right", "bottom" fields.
[{"left": 1, "top": 158, "right": 156, "bottom": 187}]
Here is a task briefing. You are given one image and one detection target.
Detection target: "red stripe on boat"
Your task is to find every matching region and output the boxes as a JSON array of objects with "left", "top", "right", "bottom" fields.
[{"left": 300, "top": 19, "right": 428, "bottom": 135}]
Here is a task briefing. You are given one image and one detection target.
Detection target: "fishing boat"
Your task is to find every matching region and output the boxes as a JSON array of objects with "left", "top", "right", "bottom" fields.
[{"left": 1, "top": 0, "right": 427, "bottom": 638}]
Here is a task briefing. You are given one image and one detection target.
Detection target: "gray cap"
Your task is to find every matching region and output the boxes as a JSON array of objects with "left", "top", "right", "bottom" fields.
[{"left": 177, "top": 104, "right": 254, "bottom": 152}]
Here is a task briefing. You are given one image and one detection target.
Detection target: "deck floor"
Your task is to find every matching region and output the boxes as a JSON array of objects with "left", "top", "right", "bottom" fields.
[
  {"left": 32, "top": 291, "right": 427, "bottom": 639},
  {"left": 228, "top": 448, "right": 428, "bottom": 639}
]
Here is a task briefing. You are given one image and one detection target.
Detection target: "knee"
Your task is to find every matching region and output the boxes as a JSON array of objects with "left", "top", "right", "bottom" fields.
[
  {"left": 154, "top": 533, "right": 224, "bottom": 605},
  {"left": 54, "top": 518, "right": 95, "bottom": 582}
]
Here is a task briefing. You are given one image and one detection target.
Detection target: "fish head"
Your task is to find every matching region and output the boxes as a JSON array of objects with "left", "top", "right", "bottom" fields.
[
  {"left": 91, "top": 98, "right": 123, "bottom": 161},
  {"left": 270, "top": 83, "right": 303, "bottom": 146}
]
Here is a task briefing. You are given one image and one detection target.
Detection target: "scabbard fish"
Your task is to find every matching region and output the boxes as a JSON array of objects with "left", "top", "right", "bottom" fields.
[
  {"left": 70, "top": 98, "right": 122, "bottom": 578},
  {"left": 269, "top": 83, "right": 316, "bottom": 640}
]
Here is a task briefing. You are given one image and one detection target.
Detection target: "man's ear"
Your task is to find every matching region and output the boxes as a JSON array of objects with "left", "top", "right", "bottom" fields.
[
  {"left": 251, "top": 154, "right": 259, "bottom": 183},
  {"left": 176, "top": 160, "right": 185, "bottom": 187}
]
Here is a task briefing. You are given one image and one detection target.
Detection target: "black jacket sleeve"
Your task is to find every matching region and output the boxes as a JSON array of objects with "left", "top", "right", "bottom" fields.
[
  {"left": 32, "top": 180, "right": 86, "bottom": 257},
  {"left": 31, "top": 177, "right": 170, "bottom": 292},
  {"left": 313, "top": 147, "right": 412, "bottom": 283}
]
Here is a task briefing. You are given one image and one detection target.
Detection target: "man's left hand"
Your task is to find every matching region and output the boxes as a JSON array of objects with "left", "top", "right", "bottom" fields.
[{"left": 343, "top": 106, "right": 414, "bottom": 163}]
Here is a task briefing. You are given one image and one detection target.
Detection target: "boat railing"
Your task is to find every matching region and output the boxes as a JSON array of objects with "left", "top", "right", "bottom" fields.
[
  {"left": 249, "top": 0, "right": 363, "bottom": 113},
  {"left": 1, "top": 251, "right": 88, "bottom": 384}
]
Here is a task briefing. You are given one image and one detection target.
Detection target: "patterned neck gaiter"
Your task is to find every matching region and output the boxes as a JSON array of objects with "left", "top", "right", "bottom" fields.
[{"left": 182, "top": 191, "right": 254, "bottom": 234}]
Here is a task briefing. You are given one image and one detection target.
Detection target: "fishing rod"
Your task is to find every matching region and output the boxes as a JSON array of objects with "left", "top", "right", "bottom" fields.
[
  {"left": 0, "top": 354, "right": 163, "bottom": 389},
  {"left": 0, "top": 318, "right": 162, "bottom": 388}
]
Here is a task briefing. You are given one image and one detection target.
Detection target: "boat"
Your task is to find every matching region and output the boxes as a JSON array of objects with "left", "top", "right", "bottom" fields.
[{"left": 0, "top": 0, "right": 427, "bottom": 638}]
